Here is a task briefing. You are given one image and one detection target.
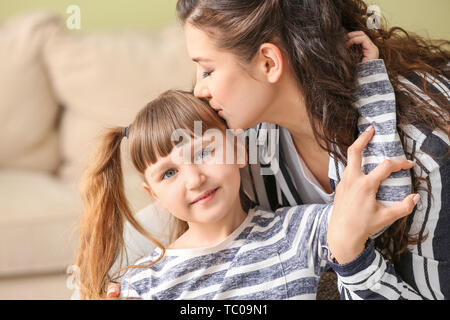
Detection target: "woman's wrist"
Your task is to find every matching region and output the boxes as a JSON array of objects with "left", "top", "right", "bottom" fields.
[
  {"left": 328, "top": 235, "right": 367, "bottom": 265},
  {"left": 328, "top": 240, "right": 377, "bottom": 278}
]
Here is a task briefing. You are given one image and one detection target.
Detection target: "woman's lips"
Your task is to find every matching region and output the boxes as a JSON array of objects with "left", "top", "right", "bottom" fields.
[
  {"left": 211, "top": 104, "right": 224, "bottom": 118},
  {"left": 191, "top": 187, "right": 219, "bottom": 205}
]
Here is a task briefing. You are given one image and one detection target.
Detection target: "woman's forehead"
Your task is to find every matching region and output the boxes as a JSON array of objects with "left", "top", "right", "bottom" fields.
[
  {"left": 185, "top": 23, "right": 215, "bottom": 56},
  {"left": 185, "top": 23, "right": 237, "bottom": 64}
]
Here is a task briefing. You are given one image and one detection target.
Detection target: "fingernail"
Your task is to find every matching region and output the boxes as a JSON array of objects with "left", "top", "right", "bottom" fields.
[
  {"left": 365, "top": 125, "right": 373, "bottom": 132},
  {"left": 107, "top": 288, "right": 117, "bottom": 297},
  {"left": 413, "top": 194, "right": 421, "bottom": 205},
  {"left": 408, "top": 160, "right": 414, "bottom": 165}
]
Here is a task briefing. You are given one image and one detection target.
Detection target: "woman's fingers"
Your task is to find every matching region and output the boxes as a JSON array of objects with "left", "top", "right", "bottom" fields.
[
  {"left": 346, "top": 35, "right": 371, "bottom": 48},
  {"left": 378, "top": 193, "right": 420, "bottom": 227},
  {"left": 346, "top": 31, "right": 366, "bottom": 39},
  {"left": 346, "top": 31, "right": 379, "bottom": 61},
  {"left": 347, "top": 125, "right": 375, "bottom": 173},
  {"left": 368, "top": 158, "right": 414, "bottom": 185}
]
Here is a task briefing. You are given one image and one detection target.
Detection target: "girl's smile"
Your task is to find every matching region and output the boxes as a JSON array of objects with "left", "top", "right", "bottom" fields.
[{"left": 190, "top": 187, "right": 219, "bottom": 205}]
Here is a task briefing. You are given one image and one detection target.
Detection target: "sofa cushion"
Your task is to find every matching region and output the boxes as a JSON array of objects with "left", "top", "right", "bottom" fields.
[
  {"left": 0, "top": 169, "right": 80, "bottom": 276},
  {"left": 44, "top": 24, "right": 195, "bottom": 212},
  {"left": 58, "top": 109, "right": 154, "bottom": 212},
  {"left": 0, "top": 12, "right": 61, "bottom": 173}
]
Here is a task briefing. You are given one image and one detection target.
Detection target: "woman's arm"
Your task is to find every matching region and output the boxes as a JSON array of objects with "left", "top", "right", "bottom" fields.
[
  {"left": 324, "top": 51, "right": 428, "bottom": 298},
  {"left": 326, "top": 34, "right": 449, "bottom": 299},
  {"left": 326, "top": 126, "right": 425, "bottom": 299},
  {"left": 329, "top": 126, "right": 450, "bottom": 300},
  {"left": 328, "top": 239, "right": 425, "bottom": 299},
  {"left": 275, "top": 128, "right": 418, "bottom": 284},
  {"left": 353, "top": 58, "right": 412, "bottom": 208},
  {"left": 344, "top": 33, "right": 413, "bottom": 227},
  {"left": 328, "top": 125, "right": 418, "bottom": 263}
]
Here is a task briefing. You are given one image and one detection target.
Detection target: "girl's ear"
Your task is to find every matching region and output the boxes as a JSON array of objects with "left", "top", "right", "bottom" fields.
[
  {"left": 256, "top": 42, "right": 284, "bottom": 84},
  {"left": 142, "top": 182, "right": 157, "bottom": 200}
]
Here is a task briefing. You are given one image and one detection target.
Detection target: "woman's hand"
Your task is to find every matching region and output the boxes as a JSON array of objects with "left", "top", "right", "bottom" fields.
[
  {"left": 346, "top": 31, "right": 379, "bottom": 62},
  {"left": 327, "top": 126, "right": 420, "bottom": 264}
]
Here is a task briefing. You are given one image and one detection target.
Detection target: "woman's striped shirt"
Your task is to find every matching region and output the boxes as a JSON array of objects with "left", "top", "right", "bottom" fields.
[{"left": 241, "top": 60, "right": 450, "bottom": 300}]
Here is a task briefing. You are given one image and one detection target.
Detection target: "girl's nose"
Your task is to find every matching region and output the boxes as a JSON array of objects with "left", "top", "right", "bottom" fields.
[{"left": 184, "top": 165, "right": 206, "bottom": 190}]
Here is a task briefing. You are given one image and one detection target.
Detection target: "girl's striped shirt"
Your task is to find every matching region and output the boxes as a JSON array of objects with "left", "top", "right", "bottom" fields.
[{"left": 120, "top": 205, "right": 333, "bottom": 300}]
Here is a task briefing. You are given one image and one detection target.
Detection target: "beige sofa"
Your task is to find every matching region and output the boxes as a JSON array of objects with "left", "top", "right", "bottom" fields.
[{"left": 0, "top": 11, "right": 194, "bottom": 299}]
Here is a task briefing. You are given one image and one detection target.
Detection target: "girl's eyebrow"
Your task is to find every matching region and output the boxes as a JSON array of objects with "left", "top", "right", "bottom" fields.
[
  {"left": 149, "top": 136, "right": 217, "bottom": 179},
  {"left": 149, "top": 159, "right": 172, "bottom": 179},
  {"left": 193, "top": 135, "right": 216, "bottom": 150}
]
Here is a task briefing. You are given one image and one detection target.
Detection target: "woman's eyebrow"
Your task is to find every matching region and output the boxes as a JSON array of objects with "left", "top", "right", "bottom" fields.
[{"left": 192, "top": 57, "right": 213, "bottom": 63}]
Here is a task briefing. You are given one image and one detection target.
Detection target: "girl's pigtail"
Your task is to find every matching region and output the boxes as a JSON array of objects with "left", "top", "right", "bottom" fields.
[{"left": 75, "top": 127, "right": 164, "bottom": 299}]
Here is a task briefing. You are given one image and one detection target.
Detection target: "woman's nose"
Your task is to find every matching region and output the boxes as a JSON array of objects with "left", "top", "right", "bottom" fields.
[
  {"left": 193, "top": 79, "right": 211, "bottom": 99},
  {"left": 184, "top": 165, "right": 206, "bottom": 190}
]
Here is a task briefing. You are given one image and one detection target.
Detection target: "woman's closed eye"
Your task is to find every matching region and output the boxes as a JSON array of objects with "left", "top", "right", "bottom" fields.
[{"left": 202, "top": 70, "right": 213, "bottom": 78}]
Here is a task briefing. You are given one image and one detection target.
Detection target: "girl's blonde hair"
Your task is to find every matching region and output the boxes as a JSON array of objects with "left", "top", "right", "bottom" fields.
[{"left": 75, "top": 90, "right": 230, "bottom": 299}]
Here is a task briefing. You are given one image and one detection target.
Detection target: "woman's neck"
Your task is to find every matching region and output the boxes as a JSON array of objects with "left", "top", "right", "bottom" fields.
[
  {"left": 268, "top": 70, "right": 333, "bottom": 193},
  {"left": 269, "top": 70, "right": 319, "bottom": 151}
]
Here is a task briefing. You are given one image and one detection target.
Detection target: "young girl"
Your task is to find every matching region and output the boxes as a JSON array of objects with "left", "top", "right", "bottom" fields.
[{"left": 75, "top": 90, "right": 418, "bottom": 299}]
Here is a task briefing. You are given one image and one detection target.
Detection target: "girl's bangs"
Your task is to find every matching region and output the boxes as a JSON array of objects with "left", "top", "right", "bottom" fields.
[{"left": 130, "top": 91, "right": 226, "bottom": 172}]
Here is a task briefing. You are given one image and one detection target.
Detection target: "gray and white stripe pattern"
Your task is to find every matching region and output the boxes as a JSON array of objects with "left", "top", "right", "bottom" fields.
[
  {"left": 328, "top": 67, "right": 449, "bottom": 300},
  {"left": 243, "top": 60, "right": 449, "bottom": 299},
  {"left": 120, "top": 205, "right": 333, "bottom": 300},
  {"left": 353, "top": 60, "right": 412, "bottom": 206}
]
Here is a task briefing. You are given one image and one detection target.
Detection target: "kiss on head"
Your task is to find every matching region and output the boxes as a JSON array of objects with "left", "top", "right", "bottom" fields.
[{"left": 74, "top": 0, "right": 449, "bottom": 300}]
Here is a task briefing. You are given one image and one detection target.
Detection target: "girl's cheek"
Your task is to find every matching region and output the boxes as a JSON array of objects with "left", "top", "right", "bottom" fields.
[{"left": 156, "top": 184, "right": 180, "bottom": 203}]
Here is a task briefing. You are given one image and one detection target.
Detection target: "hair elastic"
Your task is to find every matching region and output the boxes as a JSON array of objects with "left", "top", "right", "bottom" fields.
[{"left": 124, "top": 126, "right": 130, "bottom": 138}]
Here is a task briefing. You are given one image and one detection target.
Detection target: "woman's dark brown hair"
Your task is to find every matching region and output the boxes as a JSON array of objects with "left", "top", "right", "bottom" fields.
[{"left": 176, "top": 0, "right": 450, "bottom": 262}]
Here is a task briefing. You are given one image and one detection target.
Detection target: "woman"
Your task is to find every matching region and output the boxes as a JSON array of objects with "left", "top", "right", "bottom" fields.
[{"left": 104, "top": 0, "right": 449, "bottom": 300}]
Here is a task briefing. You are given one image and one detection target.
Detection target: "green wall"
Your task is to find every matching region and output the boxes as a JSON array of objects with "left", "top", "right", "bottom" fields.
[
  {"left": 0, "top": 0, "right": 448, "bottom": 39},
  {"left": 368, "top": 0, "right": 450, "bottom": 40},
  {"left": 0, "top": 0, "right": 179, "bottom": 31}
]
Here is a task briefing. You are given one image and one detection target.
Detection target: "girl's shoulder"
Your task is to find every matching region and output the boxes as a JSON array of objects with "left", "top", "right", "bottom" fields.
[{"left": 131, "top": 248, "right": 165, "bottom": 267}]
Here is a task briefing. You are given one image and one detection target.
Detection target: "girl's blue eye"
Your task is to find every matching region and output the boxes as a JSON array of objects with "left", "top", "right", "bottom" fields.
[
  {"left": 194, "top": 148, "right": 213, "bottom": 162},
  {"left": 202, "top": 71, "right": 212, "bottom": 78},
  {"left": 162, "top": 169, "right": 177, "bottom": 180}
]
